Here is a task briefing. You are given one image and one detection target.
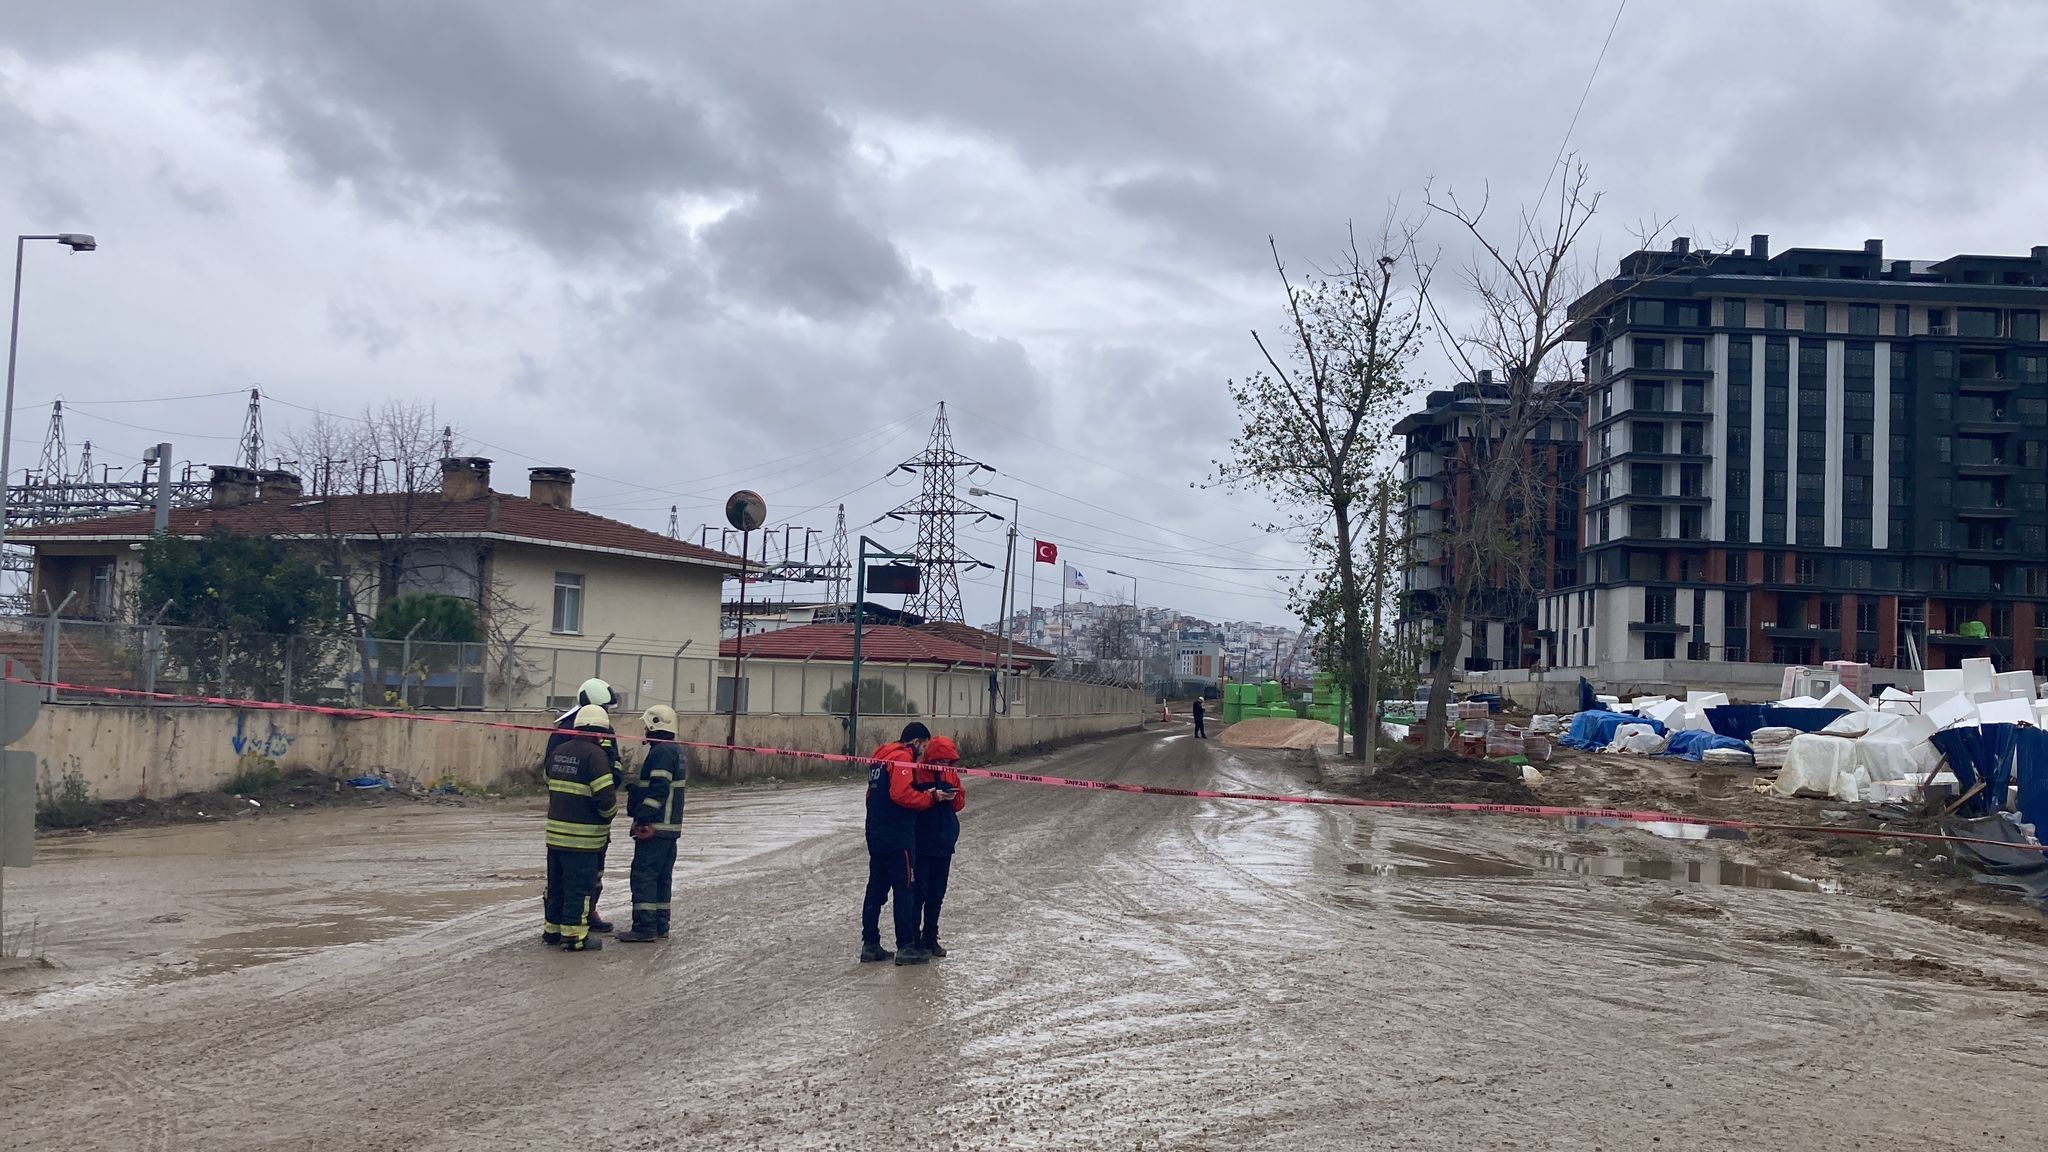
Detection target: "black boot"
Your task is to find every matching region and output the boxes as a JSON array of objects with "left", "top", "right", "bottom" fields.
[
  {"left": 541, "top": 930, "right": 562, "bottom": 946},
  {"left": 893, "top": 945, "right": 930, "bottom": 966},
  {"left": 615, "top": 927, "right": 660, "bottom": 943},
  {"left": 859, "top": 942, "right": 894, "bottom": 963},
  {"left": 564, "top": 935, "right": 603, "bottom": 953},
  {"left": 924, "top": 941, "right": 948, "bottom": 958},
  {"left": 587, "top": 914, "right": 615, "bottom": 934}
]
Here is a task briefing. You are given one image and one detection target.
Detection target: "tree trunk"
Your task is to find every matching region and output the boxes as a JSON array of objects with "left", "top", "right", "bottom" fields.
[
  {"left": 1331, "top": 498, "right": 1367, "bottom": 760},
  {"left": 1424, "top": 565, "right": 1474, "bottom": 751},
  {"left": 1361, "top": 495, "right": 1389, "bottom": 774}
]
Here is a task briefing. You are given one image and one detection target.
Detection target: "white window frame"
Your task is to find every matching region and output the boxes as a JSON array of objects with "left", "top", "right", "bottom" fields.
[{"left": 552, "top": 572, "right": 584, "bottom": 635}]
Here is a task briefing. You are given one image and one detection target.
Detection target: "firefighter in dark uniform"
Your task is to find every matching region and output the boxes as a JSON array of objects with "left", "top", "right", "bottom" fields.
[
  {"left": 543, "top": 704, "right": 618, "bottom": 952},
  {"left": 616, "top": 704, "right": 687, "bottom": 943},
  {"left": 913, "top": 735, "right": 967, "bottom": 958},
  {"left": 543, "top": 677, "right": 621, "bottom": 933},
  {"left": 860, "top": 722, "right": 947, "bottom": 966}
]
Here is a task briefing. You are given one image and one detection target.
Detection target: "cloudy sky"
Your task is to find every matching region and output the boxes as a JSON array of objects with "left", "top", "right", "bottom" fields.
[{"left": 4, "top": 0, "right": 2044, "bottom": 628}]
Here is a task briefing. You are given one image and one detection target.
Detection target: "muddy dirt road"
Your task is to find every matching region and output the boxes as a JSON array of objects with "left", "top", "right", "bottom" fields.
[{"left": 5, "top": 729, "right": 2048, "bottom": 1149}]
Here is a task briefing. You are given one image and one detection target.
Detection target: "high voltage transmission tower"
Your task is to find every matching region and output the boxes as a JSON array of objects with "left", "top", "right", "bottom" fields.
[
  {"left": 884, "top": 402, "right": 993, "bottom": 623},
  {"left": 239, "top": 386, "right": 264, "bottom": 470},
  {"left": 826, "top": 503, "right": 850, "bottom": 607}
]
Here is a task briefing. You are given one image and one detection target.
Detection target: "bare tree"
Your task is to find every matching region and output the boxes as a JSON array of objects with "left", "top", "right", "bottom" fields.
[
  {"left": 1215, "top": 215, "right": 1431, "bottom": 755},
  {"left": 1418, "top": 160, "right": 1685, "bottom": 748},
  {"left": 1091, "top": 595, "right": 1142, "bottom": 682},
  {"left": 278, "top": 403, "right": 527, "bottom": 702}
]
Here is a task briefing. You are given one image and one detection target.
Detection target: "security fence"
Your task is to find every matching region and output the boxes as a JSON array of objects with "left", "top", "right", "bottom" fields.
[{"left": 0, "top": 616, "right": 1150, "bottom": 720}]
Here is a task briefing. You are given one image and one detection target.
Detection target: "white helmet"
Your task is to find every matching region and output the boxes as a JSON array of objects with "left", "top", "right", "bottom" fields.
[
  {"left": 642, "top": 704, "right": 678, "bottom": 733},
  {"left": 579, "top": 678, "right": 615, "bottom": 707},
  {"left": 573, "top": 704, "right": 611, "bottom": 730}
]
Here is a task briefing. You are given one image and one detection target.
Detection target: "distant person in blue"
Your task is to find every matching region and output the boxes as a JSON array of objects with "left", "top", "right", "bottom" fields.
[{"left": 1192, "top": 698, "right": 1207, "bottom": 739}]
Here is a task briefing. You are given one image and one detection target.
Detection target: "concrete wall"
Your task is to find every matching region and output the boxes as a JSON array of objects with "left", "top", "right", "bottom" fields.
[{"left": 20, "top": 701, "right": 1148, "bottom": 802}]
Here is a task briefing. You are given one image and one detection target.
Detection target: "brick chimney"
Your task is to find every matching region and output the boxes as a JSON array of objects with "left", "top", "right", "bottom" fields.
[
  {"left": 258, "top": 469, "right": 303, "bottom": 500},
  {"left": 1751, "top": 233, "right": 1770, "bottom": 261},
  {"left": 208, "top": 465, "right": 261, "bottom": 510},
  {"left": 529, "top": 467, "right": 575, "bottom": 510},
  {"left": 441, "top": 457, "right": 492, "bottom": 502}
]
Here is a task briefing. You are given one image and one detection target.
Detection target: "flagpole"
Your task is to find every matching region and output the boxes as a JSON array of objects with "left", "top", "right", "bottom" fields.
[{"left": 1060, "top": 566, "right": 1068, "bottom": 665}]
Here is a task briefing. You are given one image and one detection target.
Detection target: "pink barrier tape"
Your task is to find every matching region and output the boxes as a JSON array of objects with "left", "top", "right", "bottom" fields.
[{"left": 10, "top": 676, "right": 2043, "bottom": 854}]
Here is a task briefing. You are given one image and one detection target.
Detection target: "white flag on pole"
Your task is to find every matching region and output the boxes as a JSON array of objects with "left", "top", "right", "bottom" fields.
[{"left": 1063, "top": 563, "right": 1089, "bottom": 591}]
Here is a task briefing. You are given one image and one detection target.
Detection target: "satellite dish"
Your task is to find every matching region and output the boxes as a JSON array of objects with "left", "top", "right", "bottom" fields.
[{"left": 725, "top": 489, "right": 767, "bottom": 532}]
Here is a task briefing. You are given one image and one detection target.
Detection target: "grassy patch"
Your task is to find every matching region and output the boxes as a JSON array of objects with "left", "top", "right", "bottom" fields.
[
  {"left": 34, "top": 766, "right": 100, "bottom": 830},
  {"left": 222, "top": 755, "right": 285, "bottom": 795}
]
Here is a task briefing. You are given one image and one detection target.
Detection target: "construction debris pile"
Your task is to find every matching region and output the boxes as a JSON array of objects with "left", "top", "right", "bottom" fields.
[{"left": 1555, "top": 656, "right": 2048, "bottom": 856}]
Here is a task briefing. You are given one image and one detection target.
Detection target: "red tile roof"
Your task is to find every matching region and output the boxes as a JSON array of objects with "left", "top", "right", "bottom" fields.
[
  {"left": 8, "top": 491, "right": 745, "bottom": 570},
  {"left": 722, "top": 623, "right": 1031, "bottom": 670},
  {"left": 915, "top": 621, "right": 1056, "bottom": 662}
]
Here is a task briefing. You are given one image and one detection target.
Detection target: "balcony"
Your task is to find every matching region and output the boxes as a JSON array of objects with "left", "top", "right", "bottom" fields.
[
  {"left": 1628, "top": 620, "right": 1688, "bottom": 634},
  {"left": 1761, "top": 623, "right": 1829, "bottom": 639}
]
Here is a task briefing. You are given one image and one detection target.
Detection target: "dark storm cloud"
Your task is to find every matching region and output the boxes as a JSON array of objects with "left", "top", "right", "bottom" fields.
[
  {"left": 698, "top": 182, "right": 930, "bottom": 320},
  {"left": 9, "top": 0, "right": 2048, "bottom": 623}
]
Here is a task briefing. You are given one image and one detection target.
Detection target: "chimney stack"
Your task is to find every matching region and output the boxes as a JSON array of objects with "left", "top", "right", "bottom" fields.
[
  {"left": 1864, "top": 238, "right": 1883, "bottom": 258},
  {"left": 1751, "top": 233, "right": 1770, "bottom": 261},
  {"left": 441, "top": 457, "right": 493, "bottom": 502},
  {"left": 528, "top": 467, "right": 575, "bottom": 510},
  {"left": 208, "top": 465, "right": 261, "bottom": 510},
  {"left": 1670, "top": 236, "right": 1690, "bottom": 256},
  {"left": 2032, "top": 246, "right": 2048, "bottom": 262},
  {"left": 258, "top": 469, "right": 304, "bottom": 500}
]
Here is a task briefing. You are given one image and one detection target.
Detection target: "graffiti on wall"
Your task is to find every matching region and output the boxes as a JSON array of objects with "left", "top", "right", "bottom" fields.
[{"left": 230, "top": 712, "right": 295, "bottom": 760}]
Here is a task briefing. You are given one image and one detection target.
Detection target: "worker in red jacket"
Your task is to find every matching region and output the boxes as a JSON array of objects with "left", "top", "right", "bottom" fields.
[
  {"left": 860, "top": 722, "right": 950, "bottom": 966},
  {"left": 913, "top": 735, "right": 968, "bottom": 957}
]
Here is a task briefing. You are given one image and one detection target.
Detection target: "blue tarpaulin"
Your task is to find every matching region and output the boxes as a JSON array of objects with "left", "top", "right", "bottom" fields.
[
  {"left": 2017, "top": 728, "right": 2048, "bottom": 833},
  {"left": 1561, "top": 710, "right": 1667, "bottom": 751},
  {"left": 1661, "top": 730, "right": 1754, "bottom": 762},
  {"left": 1704, "top": 705, "right": 1851, "bottom": 742},
  {"left": 1931, "top": 723, "right": 2022, "bottom": 818}
]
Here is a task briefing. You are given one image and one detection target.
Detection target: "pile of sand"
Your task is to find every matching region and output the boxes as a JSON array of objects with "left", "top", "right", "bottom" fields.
[{"left": 1219, "top": 717, "right": 1341, "bottom": 750}]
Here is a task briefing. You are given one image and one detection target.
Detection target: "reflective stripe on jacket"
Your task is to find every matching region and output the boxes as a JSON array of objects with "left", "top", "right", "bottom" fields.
[
  {"left": 546, "top": 735, "right": 618, "bottom": 852},
  {"left": 629, "top": 740, "right": 688, "bottom": 838}
]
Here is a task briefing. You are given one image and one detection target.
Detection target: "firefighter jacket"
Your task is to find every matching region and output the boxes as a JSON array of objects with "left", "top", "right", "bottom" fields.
[
  {"left": 545, "top": 708, "right": 621, "bottom": 772},
  {"left": 864, "top": 742, "right": 935, "bottom": 853},
  {"left": 546, "top": 734, "right": 618, "bottom": 853},
  {"left": 628, "top": 739, "right": 687, "bottom": 839}
]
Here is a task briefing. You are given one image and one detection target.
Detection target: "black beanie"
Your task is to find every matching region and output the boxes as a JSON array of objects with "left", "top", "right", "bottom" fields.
[{"left": 900, "top": 721, "right": 932, "bottom": 742}]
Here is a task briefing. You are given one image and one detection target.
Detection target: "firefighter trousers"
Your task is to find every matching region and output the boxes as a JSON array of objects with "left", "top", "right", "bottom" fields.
[
  {"left": 629, "top": 836, "right": 678, "bottom": 934},
  {"left": 544, "top": 847, "right": 606, "bottom": 947}
]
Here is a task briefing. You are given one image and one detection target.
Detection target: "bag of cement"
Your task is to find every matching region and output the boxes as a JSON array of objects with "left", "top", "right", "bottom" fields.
[
  {"left": 1380, "top": 721, "right": 1409, "bottom": 745},
  {"left": 1702, "top": 746, "right": 1754, "bottom": 765},
  {"left": 1529, "top": 714, "right": 1563, "bottom": 736}
]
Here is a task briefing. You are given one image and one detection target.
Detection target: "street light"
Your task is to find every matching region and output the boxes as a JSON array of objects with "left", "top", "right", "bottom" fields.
[
  {"left": 2, "top": 232, "right": 99, "bottom": 565},
  {"left": 967, "top": 485, "right": 1020, "bottom": 699},
  {"left": 1103, "top": 568, "right": 1141, "bottom": 688}
]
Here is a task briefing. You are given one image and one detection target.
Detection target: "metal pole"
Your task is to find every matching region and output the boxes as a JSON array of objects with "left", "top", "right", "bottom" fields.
[
  {"left": 849, "top": 540, "right": 868, "bottom": 757},
  {"left": 400, "top": 620, "right": 424, "bottom": 708},
  {"left": 726, "top": 528, "right": 749, "bottom": 776},
  {"left": 152, "top": 442, "right": 173, "bottom": 533},
  {"left": 0, "top": 238, "right": 27, "bottom": 564}
]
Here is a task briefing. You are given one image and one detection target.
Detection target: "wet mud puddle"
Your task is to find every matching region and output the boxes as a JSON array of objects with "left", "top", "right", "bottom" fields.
[{"left": 1347, "top": 819, "right": 1843, "bottom": 895}]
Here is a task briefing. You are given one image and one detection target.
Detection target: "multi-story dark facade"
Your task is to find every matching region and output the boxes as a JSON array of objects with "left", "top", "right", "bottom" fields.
[
  {"left": 1543, "top": 234, "right": 2048, "bottom": 673},
  {"left": 1396, "top": 375, "right": 1583, "bottom": 672}
]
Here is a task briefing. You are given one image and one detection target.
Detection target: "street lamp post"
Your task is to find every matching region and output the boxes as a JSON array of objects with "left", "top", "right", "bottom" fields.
[
  {"left": 967, "top": 486, "right": 1019, "bottom": 704},
  {"left": 1104, "top": 568, "right": 1141, "bottom": 689},
  {"left": 2, "top": 233, "right": 97, "bottom": 563}
]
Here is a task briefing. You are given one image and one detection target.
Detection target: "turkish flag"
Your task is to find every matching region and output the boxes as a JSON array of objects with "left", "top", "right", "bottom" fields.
[{"left": 1033, "top": 539, "right": 1058, "bottom": 565}]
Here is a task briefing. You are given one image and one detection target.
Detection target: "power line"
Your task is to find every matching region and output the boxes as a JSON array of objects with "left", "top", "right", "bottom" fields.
[{"left": 1536, "top": 0, "right": 1627, "bottom": 206}]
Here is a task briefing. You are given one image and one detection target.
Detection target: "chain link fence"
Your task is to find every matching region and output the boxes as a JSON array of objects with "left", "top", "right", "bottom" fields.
[{"left": 0, "top": 616, "right": 1150, "bottom": 719}]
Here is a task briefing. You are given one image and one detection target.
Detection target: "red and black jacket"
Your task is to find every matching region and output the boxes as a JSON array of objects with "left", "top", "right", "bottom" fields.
[{"left": 863, "top": 742, "right": 934, "bottom": 853}]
